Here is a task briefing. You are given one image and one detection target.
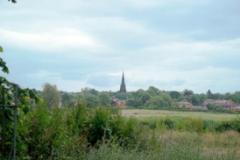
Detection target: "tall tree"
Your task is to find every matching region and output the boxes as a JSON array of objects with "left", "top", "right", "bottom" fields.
[{"left": 42, "top": 83, "right": 60, "bottom": 108}]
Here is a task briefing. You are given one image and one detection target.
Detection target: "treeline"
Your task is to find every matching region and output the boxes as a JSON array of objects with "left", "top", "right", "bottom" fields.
[{"left": 40, "top": 84, "right": 240, "bottom": 111}]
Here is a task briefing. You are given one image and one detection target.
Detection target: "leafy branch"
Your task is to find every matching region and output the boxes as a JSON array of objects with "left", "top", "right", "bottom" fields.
[{"left": 0, "top": 46, "right": 38, "bottom": 109}]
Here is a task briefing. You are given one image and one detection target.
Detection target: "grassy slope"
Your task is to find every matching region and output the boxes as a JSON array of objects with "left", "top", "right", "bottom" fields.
[{"left": 121, "top": 109, "right": 238, "bottom": 121}]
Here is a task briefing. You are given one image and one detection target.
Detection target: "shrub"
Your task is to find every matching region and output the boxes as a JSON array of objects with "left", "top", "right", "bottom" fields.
[
  {"left": 86, "top": 108, "right": 140, "bottom": 147},
  {"left": 66, "top": 105, "right": 88, "bottom": 135},
  {"left": 164, "top": 118, "right": 175, "bottom": 129},
  {"left": 203, "top": 120, "right": 219, "bottom": 132},
  {"left": 207, "top": 104, "right": 226, "bottom": 112},
  {"left": 86, "top": 108, "right": 112, "bottom": 145},
  {"left": 216, "top": 118, "right": 240, "bottom": 132},
  {"left": 183, "top": 118, "right": 204, "bottom": 132},
  {"left": 18, "top": 105, "right": 74, "bottom": 159},
  {"left": 20, "top": 106, "right": 53, "bottom": 159}
]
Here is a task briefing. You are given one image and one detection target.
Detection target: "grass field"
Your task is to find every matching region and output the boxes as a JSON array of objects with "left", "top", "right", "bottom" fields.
[
  {"left": 82, "top": 131, "right": 240, "bottom": 160},
  {"left": 121, "top": 109, "right": 239, "bottom": 121},
  {"left": 4, "top": 106, "right": 240, "bottom": 159}
]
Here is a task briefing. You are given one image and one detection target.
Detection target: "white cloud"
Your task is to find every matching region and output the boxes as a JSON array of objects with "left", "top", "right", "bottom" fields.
[
  {"left": 0, "top": 28, "right": 104, "bottom": 52},
  {"left": 131, "top": 38, "right": 240, "bottom": 65},
  {"left": 115, "top": 0, "right": 212, "bottom": 10},
  {"left": 27, "top": 70, "right": 91, "bottom": 91}
]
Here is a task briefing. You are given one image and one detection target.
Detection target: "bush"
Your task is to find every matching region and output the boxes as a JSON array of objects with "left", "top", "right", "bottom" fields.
[
  {"left": 216, "top": 118, "right": 240, "bottom": 132},
  {"left": 203, "top": 120, "right": 219, "bottom": 132},
  {"left": 164, "top": 118, "right": 175, "bottom": 129},
  {"left": 19, "top": 106, "right": 71, "bottom": 159},
  {"left": 86, "top": 108, "right": 140, "bottom": 147},
  {"left": 67, "top": 105, "right": 88, "bottom": 135},
  {"left": 87, "top": 108, "right": 112, "bottom": 145},
  {"left": 207, "top": 104, "right": 226, "bottom": 112},
  {"left": 183, "top": 118, "right": 204, "bottom": 132}
]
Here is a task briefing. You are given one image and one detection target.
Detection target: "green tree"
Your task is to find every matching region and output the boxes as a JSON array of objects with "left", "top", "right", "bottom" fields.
[
  {"left": 80, "top": 88, "right": 100, "bottom": 107},
  {"left": 183, "top": 89, "right": 194, "bottom": 97},
  {"left": 127, "top": 90, "right": 150, "bottom": 107},
  {"left": 169, "top": 91, "right": 181, "bottom": 100},
  {"left": 61, "top": 92, "right": 75, "bottom": 107},
  {"left": 99, "top": 92, "right": 111, "bottom": 106},
  {"left": 136, "top": 89, "right": 150, "bottom": 104},
  {"left": 1, "top": 46, "right": 38, "bottom": 159},
  {"left": 207, "top": 89, "right": 213, "bottom": 99},
  {"left": 183, "top": 89, "right": 194, "bottom": 102},
  {"left": 229, "top": 92, "right": 240, "bottom": 104},
  {"left": 114, "top": 91, "right": 127, "bottom": 100},
  {"left": 191, "top": 94, "right": 206, "bottom": 106},
  {"left": 146, "top": 93, "right": 173, "bottom": 109},
  {"left": 147, "top": 86, "right": 160, "bottom": 96},
  {"left": 42, "top": 83, "right": 60, "bottom": 108}
]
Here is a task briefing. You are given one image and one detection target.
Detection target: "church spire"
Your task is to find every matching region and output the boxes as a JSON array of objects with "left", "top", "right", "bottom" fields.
[{"left": 120, "top": 72, "right": 126, "bottom": 93}]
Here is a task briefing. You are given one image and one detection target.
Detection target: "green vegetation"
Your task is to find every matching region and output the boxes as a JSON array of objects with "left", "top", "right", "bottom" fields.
[
  {"left": 121, "top": 109, "right": 238, "bottom": 121},
  {"left": 57, "top": 87, "right": 240, "bottom": 113},
  {"left": 42, "top": 83, "right": 61, "bottom": 108},
  {"left": 0, "top": 46, "right": 38, "bottom": 159},
  {"left": 2, "top": 105, "right": 240, "bottom": 159}
]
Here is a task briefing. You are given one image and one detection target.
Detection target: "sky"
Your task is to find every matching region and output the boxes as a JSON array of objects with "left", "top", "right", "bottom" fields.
[{"left": 0, "top": 0, "right": 240, "bottom": 93}]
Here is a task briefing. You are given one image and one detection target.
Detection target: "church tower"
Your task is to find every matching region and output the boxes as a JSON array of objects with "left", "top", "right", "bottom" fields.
[{"left": 120, "top": 72, "right": 126, "bottom": 93}]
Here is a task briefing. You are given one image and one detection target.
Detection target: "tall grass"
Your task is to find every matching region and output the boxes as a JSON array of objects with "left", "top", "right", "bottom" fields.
[
  {"left": 139, "top": 116, "right": 240, "bottom": 133},
  {"left": 2, "top": 105, "right": 240, "bottom": 159},
  {"left": 59, "top": 131, "right": 240, "bottom": 160}
]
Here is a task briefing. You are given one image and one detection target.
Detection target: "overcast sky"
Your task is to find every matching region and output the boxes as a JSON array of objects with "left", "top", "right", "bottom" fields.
[{"left": 0, "top": 0, "right": 240, "bottom": 93}]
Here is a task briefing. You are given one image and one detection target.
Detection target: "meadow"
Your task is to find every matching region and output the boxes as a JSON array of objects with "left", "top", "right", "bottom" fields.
[
  {"left": 92, "top": 109, "right": 240, "bottom": 160},
  {"left": 84, "top": 131, "right": 240, "bottom": 160},
  {"left": 121, "top": 109, "right": 238, "bottom": 121},
  {"left": 2, "top": 106, "right": 240, "bottom": 160}
]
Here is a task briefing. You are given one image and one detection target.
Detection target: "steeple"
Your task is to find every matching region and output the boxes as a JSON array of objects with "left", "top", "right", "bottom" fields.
[{"left": 120, "top": 72, "right": 126, "bottom": 93}]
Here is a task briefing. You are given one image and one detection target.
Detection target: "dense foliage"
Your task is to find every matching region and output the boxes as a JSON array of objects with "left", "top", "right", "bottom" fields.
[
  {"left": 0, "top": 46, "right": 38, "bottom": 159},
  {"left": 8, "top": 106, "right": 142, "bottom": 159},
  {"left": 1, "top": 105, "right": 240, "bottom": 159}
]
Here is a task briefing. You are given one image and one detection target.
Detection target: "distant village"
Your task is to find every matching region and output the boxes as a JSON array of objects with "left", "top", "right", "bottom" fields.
[
  {"left": 110, "top": 72, "right": 240, "bottom": 112},
  {"left": 55, "top": 72, "right": 240, "bottom": 113}
]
